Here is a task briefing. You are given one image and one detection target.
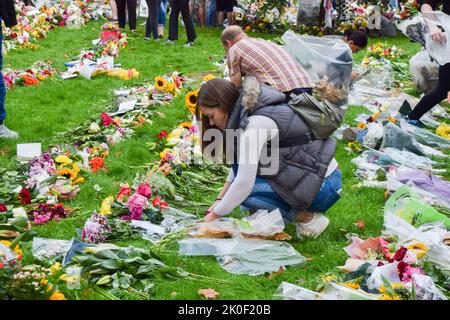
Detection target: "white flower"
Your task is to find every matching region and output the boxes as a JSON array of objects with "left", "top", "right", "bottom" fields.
[
  {"left": 12, "top": 207, "right": 27, "bottom": 218},
  {"left": 88, "top": 122, "right": 101, "bottom": 133}
]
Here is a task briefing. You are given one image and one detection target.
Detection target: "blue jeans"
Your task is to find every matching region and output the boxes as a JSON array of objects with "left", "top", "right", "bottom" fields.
[
  {"left": 0, "top": 18, "right": 6, "bottom": 125},
  {"left": 240, "top": 169, "right": 342, "bottom": 224},
  {"left": 207, "top": 0, "right": 217, "bottom": 26},
  {"left": 158, "top": 0, "right": 169, "bottom": 26}
]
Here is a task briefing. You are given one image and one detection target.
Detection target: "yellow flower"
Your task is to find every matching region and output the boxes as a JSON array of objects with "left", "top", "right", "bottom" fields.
[
  {"left": 154, "top": 76, "right": 167, "bottom": 91},
  {"left": 59, "top": 274, "right": 77, "bottom": 284},
  {"left": 185, "top": 90, "right": 199, "bottom": 114},
  {"left": 73, "top": 177, "right": 85, "bottom": 185},
  {"left": 320, "top": 274, "right": 337, "bottom": 282},
  {"left": 0, "top": 240, "right": 22, "bottom": 255},
  {"left": 41, "top": 279, "right": 49, "bottom": 285},
  {"left": 180, "top": 121, "right": 192, "bottom": 129},
  {"left": 203, "top": 74, "right": 216, "bottom": 82},
  {"left": 55, "top": 155, "right": 72, "bottom": 166},
  {"left": 166, "top": 81, "right": 175, "bottom": 93},
  {"left": 72, "top": 163, "right": 80, "bottom": 174},
  {"left": 49, "top": 290, "right": 66, "bottom": 300},
  {"left": 343, "top": 281, "right": 360, "bottom": 290},
  {"left": 160, "top": 148, "right": 172, "bottom": 161},
  {"left": 407, "top": 242, "right": 428, "bottom": 259},
  {"left": 379, "top": 284, "right": 386, "bottom": 294},
  {"left": 100, "top": 196, "right": 114, "bottom": 215},
  {"left": 50, "top": 262, "right": 61, "bottom": 275},
  {"left": 57, "top": 168, "right": 77, "bottom": 180},
  {"left": 436, "top": 123, "right": 450, "bottom": 139}
]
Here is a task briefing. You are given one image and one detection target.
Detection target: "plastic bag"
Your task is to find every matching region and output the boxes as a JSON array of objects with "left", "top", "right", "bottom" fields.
[
  {"left": 384, "top": 186, "right": 450, "bottom": 228},
  {"left": 274, "top": 282, "right": 333, "bottom": 300},
  {"left": 282, "top": 30, "right": 353, "bottom": 106},
  {"left": 399, "top": 119, "right": 450, "bottom": 150},
  {"left": 356, "top": 60, "right": 394, "bottom": 91},
  {"left": 297, "top": 0, "right": 321, "bottom": 26},
  {"left": 0, "top": 242, "right": 17, "bottom": 262},
  {"left": 190, "top": 209, "right": 285, "bottom": 239},
  {"left": 423, "top": 11, "right": 450, "bottom": 66},
  {"left": 32, "top": 237, "right": 72, "bottom": 261},
  {"left": 179, "top": 238, "right": 306, "bottom": 275},
  {"left": 380, "top": 122, "right": 425, "bottom": 156},
  {"left": 412, "top": 274, "right": 448, "bottom": 300},
  {"left": 394, "top": 171, "right": 450, "bottom": 206},
  {"left": 363, "top": 122, "right": 384, "bottom": 148},
  {"left": 409, "top": 49, "right": 440, "bottom": 94},
  {"left": 320, "top": 282, "right": 379, "bottom": 300}
]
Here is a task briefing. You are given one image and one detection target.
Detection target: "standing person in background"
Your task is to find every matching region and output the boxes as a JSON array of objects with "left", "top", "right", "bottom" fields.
[
  {"left": 190, "top": 0, "right": 206, "bottom": 27},
  {"left": 145, "top": 0, "right": 161, "bottom": 40},
  {"left": 167, "top": 0, "right": 197, "bottom": 47},
  {"left": 0, "top": 0, "right": 19, "bottom": 139},
  {"left": 407, "top": 0, "right": 450, "bottom": 126},
  {"left": 217, "top": 0, "right": 235, "bottom": 27},
  {"left": 117, "top": 0, "right": 138, "bottom": 32},
  {"left": 158, "top": 0, "right": 169, "bottom": 38},
  {"left": 207, "top": 0, "right": 217, "bottom": 27},
  {"left": 109, "top": 0, "right": 119, "bottom": 22}
]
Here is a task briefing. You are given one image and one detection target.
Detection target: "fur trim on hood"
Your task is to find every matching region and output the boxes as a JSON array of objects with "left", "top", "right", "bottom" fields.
[{"left": 241, "top": 76, "right": 287, "bottom": 112}]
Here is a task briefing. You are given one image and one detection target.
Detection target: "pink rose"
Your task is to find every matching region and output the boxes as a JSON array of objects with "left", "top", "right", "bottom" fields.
[{"left": 136, "top": 183, "right": 152, "bottom": 198}]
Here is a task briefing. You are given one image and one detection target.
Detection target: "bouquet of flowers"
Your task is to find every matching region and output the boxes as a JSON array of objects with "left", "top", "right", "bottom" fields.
[{"left": 366, "top": 43, "right": 405, "bottom": 61}]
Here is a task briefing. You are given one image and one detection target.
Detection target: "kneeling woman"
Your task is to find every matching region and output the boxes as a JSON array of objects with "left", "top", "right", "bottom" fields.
[{"left": 199, "top": 77, "right": 342, "bottom": 238}]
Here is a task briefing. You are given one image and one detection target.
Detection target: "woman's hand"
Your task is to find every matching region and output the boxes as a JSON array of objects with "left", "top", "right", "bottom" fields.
[
  {"left": 205, "top": 200, "right": 221, "bottom": 215},
  {"left": 447, "top": 91, "right": 450, "bottom": 103},
  {"left": 204, "top": 211, "right": 222, "bottom": 222},
  {"left": 429, "top": 24, "right": 446, "bottom": 43},
  {"left": 351, "top": 71, "right": 360, "bottom": 81}
]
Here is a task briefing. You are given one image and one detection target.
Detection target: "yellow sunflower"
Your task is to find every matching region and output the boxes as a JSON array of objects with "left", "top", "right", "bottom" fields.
[
  {"left": 57, "top": 168, "right": 77, "bottom": 180},
  {"left": 166, "top": 81, "right": 175, "bottom": 93},
  {"left": 55, "top": 155, "right": 72, "bottom": 166},
  {"left": 154, "top": 76, "right": 167, "bottom": 91},
  {"left": 185, "top": 90, "right": 199, "bottom": 114},
  {"left": 203, "top": 74, "right": 216, "bottom": 82}
]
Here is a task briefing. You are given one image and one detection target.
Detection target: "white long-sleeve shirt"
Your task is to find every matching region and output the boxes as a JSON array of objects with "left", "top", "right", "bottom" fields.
[{"left": 214, "top": 115, "right": 338, "bottom": 216}]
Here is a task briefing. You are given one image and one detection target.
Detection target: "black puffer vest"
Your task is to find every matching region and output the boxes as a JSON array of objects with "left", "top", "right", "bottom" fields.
[{"left": 227, "top": 77, "right": 337, "bottom": 210}]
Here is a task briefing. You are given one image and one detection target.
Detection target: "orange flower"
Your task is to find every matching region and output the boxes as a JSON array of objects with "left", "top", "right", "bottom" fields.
[
  {"left": 49, "top": 290, "right": 66, "bottom": 300},
  {"left": 89, "top": 157, "right": 105, "bottom": 172}
]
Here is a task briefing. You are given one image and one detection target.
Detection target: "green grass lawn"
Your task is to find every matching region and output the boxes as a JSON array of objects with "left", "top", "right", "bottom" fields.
[{"left": 0, "top": 21, "right": 439, "bottom": 300}]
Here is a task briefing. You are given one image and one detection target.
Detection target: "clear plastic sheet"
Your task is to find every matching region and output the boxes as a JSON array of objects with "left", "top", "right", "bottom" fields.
[
  {"left": 133, "top": 207, "right": 197, "bottom": 244},
  {"left": 190, "top": 209, "right": 285, "bottom": 239},
  {"left": 412, "top": 274, "right": 448, "bottom": 300},
  {"left": 380, "top": 122, "right": 425, "bottom": 156},
  {"left": 399, "top": 119, "right": 450, "bottom": 150},
  {"left": 409, "top": 49, "right": 440, "bottom": 94},
  {"left": 282, "top": 30, "right": 353, "bottom": 106},
  {"left": 363, "top": 122, "right": 384, "bottom": 148},
  {"left": 297, "top": 0, "right": 321, "bottom": 26},
  {"left": 273, "top": 282, "right": 333, "bottom": 300},
  {"left": 0, "top": 242, "right": 17, "bottom": 262},
  {"left": 179, "top": 238, "right": 306, "bottom": 276},
  {"left": 355, "top": 62, "right": 394, "bottom": 90},
  {"left": 32, "top": 237, "right": 72, "bottom": 261}
]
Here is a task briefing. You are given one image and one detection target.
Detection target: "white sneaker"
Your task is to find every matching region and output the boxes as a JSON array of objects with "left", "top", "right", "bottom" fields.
[
  {"left": 183, "top": 41, "right": 194, "bottom": 47},
  {"left": 166, "top": 39, "right": 174, "bottom": 45},
  {"left": 0, "top": 124, "right": 19, "bottom": 139},
  {"left": 296, "top": 213, "right": 329, "bottom": 239}
]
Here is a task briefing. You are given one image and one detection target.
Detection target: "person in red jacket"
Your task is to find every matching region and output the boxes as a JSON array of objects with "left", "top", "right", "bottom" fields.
[{"left": 0, "top": 0, "right": 19, "bottom": 139}]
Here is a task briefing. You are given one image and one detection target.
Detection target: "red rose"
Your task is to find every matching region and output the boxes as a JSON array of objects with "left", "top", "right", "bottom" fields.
[
  {"left": 152, "top": 196, "right": 169, "bottom": 209},
  {"left": 393, "top": 246, "right": 407, "bottom": 262},
  {"left": 397, "top": 261, "right": 408, "bottom": 281},
  {"left": 0, "top": 263, "right": 5, "bottom": 269},
  {"left": 158, "top": 130, "right": 168, "bottom": 139},
  {"left": 18, "top": 188, "right": 32, "bottom": 204},
  {"left": 0, "top": 204, "right": 7, "bottom": 212},
  {"left": 136, "top": 183, "right": 152, "bottom": 199},
  {"left": 101, "top": 112, "right": 114, "bottom": 126}
]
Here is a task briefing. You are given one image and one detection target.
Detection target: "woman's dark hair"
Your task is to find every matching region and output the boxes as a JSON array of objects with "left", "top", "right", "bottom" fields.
[
  {"left": 197, "top": 78, "right": 240, "bottom": 155},
  {"left": 344, "top": 30, "right": 368, "bottom": 48}
]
